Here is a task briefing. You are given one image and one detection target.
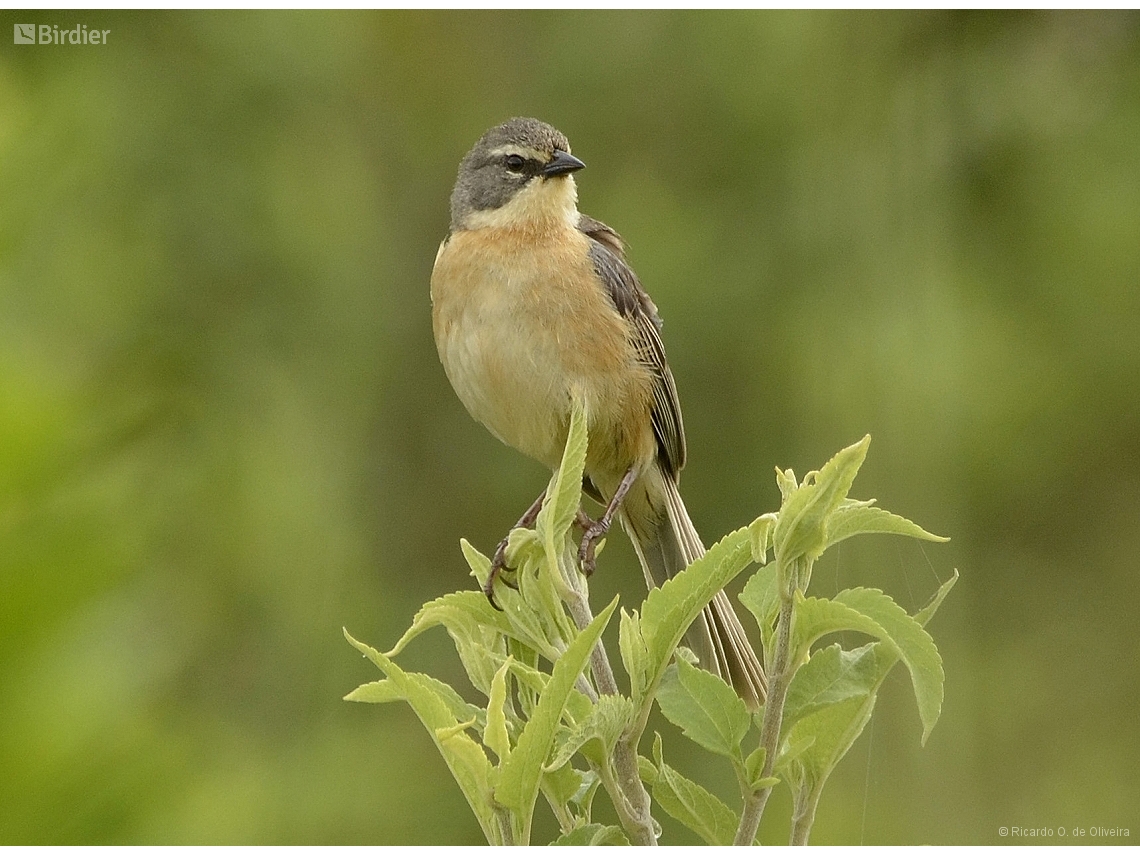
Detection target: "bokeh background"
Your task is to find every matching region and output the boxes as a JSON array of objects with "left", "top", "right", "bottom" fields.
[{"left": 1, "top": 9, "right": 1138, "bottom": 845}]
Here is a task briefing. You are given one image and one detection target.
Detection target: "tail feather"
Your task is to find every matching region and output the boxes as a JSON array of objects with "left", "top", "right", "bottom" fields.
[{"left": 624, "top": 472, "right": 767, "bottom": 709}]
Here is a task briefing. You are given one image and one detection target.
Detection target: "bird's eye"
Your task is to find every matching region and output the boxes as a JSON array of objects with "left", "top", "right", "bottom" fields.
[{"left": 505, "top": 154, "right": 526, "bottom": 172}]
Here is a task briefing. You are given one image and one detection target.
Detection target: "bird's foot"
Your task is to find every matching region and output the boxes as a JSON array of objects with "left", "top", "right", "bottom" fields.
[
  {"left": 577, "top": 518, "right": 610, "bottom": 577},
  {"left": 483, "top": 536, "right": 519, "bottom": 610},
  {"left": 482, "top": 490, "right": 547, "bottom": 609}
]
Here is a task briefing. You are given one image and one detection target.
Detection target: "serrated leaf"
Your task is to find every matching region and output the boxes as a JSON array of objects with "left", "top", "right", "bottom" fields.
[
  {"left": 826, "top": 502, "right": 949, "bottom": 549},
  {"left": 791, "top": 593, "right": 898, "bottom": 664},
  {"left": 834, "top": 587, "right": 944, "bottom": 744},
  {"left": 551, "top": 823, "right": 629, "bottom": 845},
  {"left": 782, "top": 643, "right": 881, "bottom": 730},
  {"left": 452, "top": 624, "right": 508, "bottom": 698},
  {"left": 773, "top": 435, "right": 870, "bottom": 563},
  {"left": 343, "top": 629, "right": 499, "bottom": 842},
  {"left": 385, "top": 589, "right": 517, "bottom": 657},
  {"left": 638, "top": 527, "right": 754, "bottom": 707},
  {"left": 650, "top": 734, "right": 739, "bottom": 845},
  {"left": 546, "top": 693, "right": 634, "bottom": 771},
  {"left": 656, "top": 659, "right": 749, "bottom": 760},
  {"left": 346, "top": 671, "right": 485, "bottom": 733},
  {"left": 495, "top": 596, "right": 619, "bottom": 840},
  {"left": 561, "top": 685, "right": 594, "bottom": 727}
]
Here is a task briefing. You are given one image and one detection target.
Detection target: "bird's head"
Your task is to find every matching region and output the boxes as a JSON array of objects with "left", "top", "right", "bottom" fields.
[{"left": 449, "top": 117, "right": 586, "bottom": 233}]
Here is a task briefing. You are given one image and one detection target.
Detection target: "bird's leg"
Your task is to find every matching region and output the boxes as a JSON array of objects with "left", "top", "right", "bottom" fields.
[
  {"left": 484, "top": 489, "right": 547, "bottom": 607},
  {"left": 578, "top": 467, "right": 637, "bottom": 577}
]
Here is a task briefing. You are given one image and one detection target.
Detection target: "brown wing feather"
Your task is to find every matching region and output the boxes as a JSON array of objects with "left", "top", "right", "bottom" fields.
[{"left": 581, "top": 221, "right": 686, "bottom": 478}]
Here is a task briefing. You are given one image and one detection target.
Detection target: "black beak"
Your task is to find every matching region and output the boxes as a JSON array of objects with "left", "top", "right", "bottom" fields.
[{"left": 543, "top": 150, "right": 586, "bottom": 177}]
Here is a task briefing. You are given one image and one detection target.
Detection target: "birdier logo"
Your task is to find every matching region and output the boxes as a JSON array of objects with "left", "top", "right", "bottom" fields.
[{"left": 14, "top": 23, "right": 110, "bottom": 45}]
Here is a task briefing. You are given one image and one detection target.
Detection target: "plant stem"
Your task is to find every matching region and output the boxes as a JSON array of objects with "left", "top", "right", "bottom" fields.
[
  {"left": 734, "top": 587, "right": 796, "bottom": 845},
  {"left": 560, "top": 543, "right": 657, "bottom": 846},
  {"left": 789, "top": 784, "right": 821, "bottom": 845}
]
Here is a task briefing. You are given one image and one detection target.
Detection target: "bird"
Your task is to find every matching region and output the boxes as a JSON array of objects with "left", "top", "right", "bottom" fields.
[{"left": 430, "top": 117, "right": 766, "bottom": 709}]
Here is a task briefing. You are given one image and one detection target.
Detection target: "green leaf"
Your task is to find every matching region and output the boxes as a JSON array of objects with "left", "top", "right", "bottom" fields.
[
  {"left": 385, "top": 589, "right": 515, "bottom": 657},
  {"left": 782, "top": 643, "right": 881, "bottom": 731},
  {"left": 618, "top": 608, "right": 649, "bottom": 698},
  {"left": 486, "top": 656, "right": 513, "bottom": 762},
  {"left": 570, "top": 768, "right": 602, "bottom": 814},
  {"left": 637, "top": 753, "right": 658, "bottom": 786},
  {"left": 773, "top": 435, "right": 870, "bottom": 564},
  {"left": 541, "top": 760, "right": 583, "bottom": 807},
  {"left": 791, "top": 593, "right": 898, "bottom": 664},
  {"left": 650, "top": 734, "right": 739, "bottom": 846},
  {"left": 656, "top": 659, "right": 750, "bottom": 760},
  {"left": 777, "top": 728, "right": 816, "bottom": 770},
  {"left": 781, "top": 694, "right": 875, "bottom": 786},
  {"left": 834, "top": 587, "right": 945, "bottom": 744},
  {"left": 749, "top": 513, "right": 776, "bottom": 565},
  {"left": 791, "top": 587, "right": 947, "bottom": 742},
  {"left": 825, "top": 501, "right": 949, "bottom": 550},
  {"left": 546, "top": 693, "right": 634, "bottom": 771},
  {"left": 739, "top": 562, "right": 779, "bottom": 663},
  {"left": 343, "top": 629, "right": 500, "bottom": 843},
  {"left": 346, "top": 672, "right": 486, "bottom": 733},
  {"left": 535, "top": 396, "right": 588, "bottom": 569},
  {"left": 344, "top": 679, "right": 401, "bottom": 705},
  {"left": 551, "top": 823, "right": 629, "bottom": 845},
  {"left": 495, "top": 596, "right": 619, "bottom": 839},
  {"left": 460, "top": 537, "right": 493, "bottom": 584},
  {"left": 453, "top": 625, "right": 509, "bottom": 698},
  {"left": 638, "top": 527, "right": 754, "bottom": 707},
  {"left": 461, "top": 535, "right": 570, "bottom": 661},
  {"left": 778, "top": 569, "right": 958, "bottom": 796},
  {"left": 775, "top": 467, "right": 798, "bottom": 503},
  {"left": 505, "top": 526, "right": 547, "bottom": 574},
  {"left": 914, "top": 569, "right": 959, "bottom": 627},
  {"left": 744, "top": 746, "right": 775, "bottom": 790}
]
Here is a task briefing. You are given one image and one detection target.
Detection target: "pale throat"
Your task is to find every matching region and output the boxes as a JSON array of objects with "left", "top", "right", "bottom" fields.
[{"left": 464, "top": 177, "right": 580, "bottom": 233}]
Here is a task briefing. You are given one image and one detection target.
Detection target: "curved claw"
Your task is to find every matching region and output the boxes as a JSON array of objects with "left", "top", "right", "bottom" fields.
[
  {"left": 575, "top": 466, "right": 637, "bottom": 578},
  {"left": 577, "top": 523, "right": 607, "bottom": 577},
  {"left": 482, "top": 490, "right": 547, "bottom": 608},
  {"left": 483, "top": 537, "right": 520, "bottom": 610}
]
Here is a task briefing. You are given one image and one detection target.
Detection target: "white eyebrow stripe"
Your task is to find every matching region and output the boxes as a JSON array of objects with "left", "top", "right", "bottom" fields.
[{"left": 488, "top": 144, "right": 547, "bottom": 160}]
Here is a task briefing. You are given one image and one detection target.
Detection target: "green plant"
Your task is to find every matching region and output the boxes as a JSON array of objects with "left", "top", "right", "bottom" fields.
[{"left": 345, "top": 400, "right": 955, "bottom": 844}]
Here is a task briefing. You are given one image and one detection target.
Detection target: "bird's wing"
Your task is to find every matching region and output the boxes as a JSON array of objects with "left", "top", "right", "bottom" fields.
[{"left": 580, "top": 217, "right": 686, "bottom": 478}]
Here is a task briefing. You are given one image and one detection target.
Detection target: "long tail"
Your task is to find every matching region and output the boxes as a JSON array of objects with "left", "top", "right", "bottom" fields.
[{"left": 624, "top": 471, "right": 767, "bottom": 709}]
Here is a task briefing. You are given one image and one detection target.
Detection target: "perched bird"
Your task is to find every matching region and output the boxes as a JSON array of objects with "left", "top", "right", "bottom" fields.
[{"left": 430, "top": 117, "right": 766, "bottom": 708}]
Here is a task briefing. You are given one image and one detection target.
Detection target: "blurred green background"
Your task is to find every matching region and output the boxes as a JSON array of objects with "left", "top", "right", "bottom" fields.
[{"left": 1, "top": 9, "right": 1138, "bottom": 845}]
